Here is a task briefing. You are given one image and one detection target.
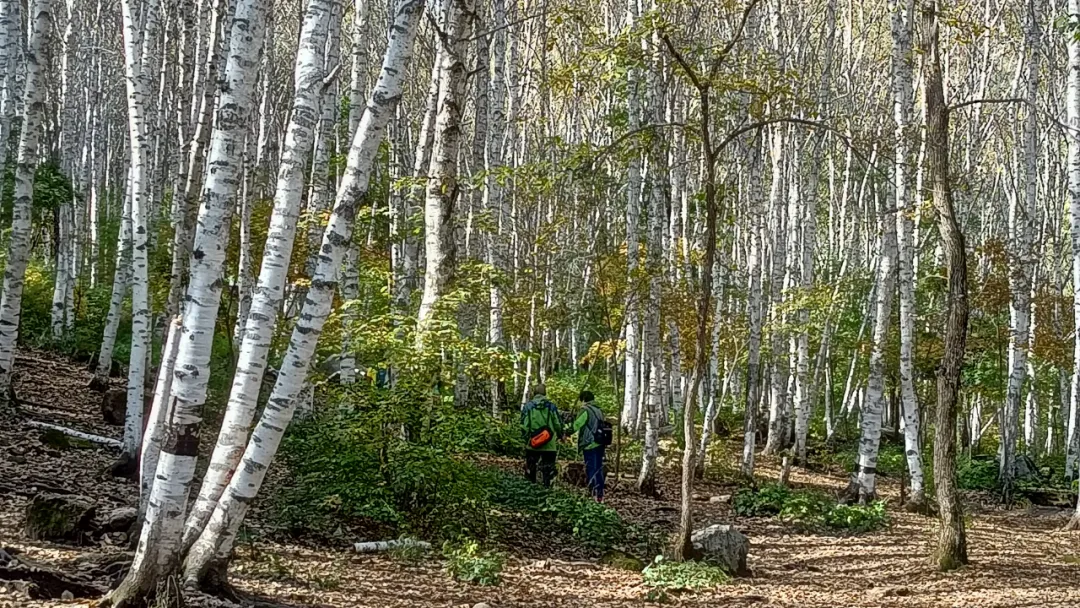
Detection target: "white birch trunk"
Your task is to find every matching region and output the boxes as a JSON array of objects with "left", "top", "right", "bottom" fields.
[
  {"left": 416, "top": 0, "right": 474, "bottom": 337},
  {"left": 182, "top": 0, "right": 425, "bottom": 583},
  {"left": 1068, "top": 0, "right": 1080, "bottom": 480},
  {"left": 140, "top": 317, "right": 182, "bottom": 515},
  {"left": 108, "top": 0, "right": 271, "bottom": 601},
  {"left": 621, "top": 0, "right": 641, "bottom": 432},
  {"left": 893, "top": 0, "right": 924, "bottom": 501},
  {"left": 181, "top": 0, "right": 335, "bottom": 552},
  {"left": 0, "top": 0, "right": 53, "bottom": 400},
  {"left": 855, "top": 193, "right": 897, "bottom": 502}
]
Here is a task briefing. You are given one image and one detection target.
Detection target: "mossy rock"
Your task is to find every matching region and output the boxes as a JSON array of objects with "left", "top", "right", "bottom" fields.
[
  {"left": 37, "top": 429, "right": 94, "bottom": 450},
  {"left": 24, "top": 493, "right": 96, "bottom": 542},
  {"left": 599, "top": 549, "right": 646, "bottom": 572}
]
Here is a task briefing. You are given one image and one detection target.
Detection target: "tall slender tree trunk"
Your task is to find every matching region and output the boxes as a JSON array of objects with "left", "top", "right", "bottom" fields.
[
  {"left": 922, "top": 0, "right": 968, "bottom": 571},
  {"left": 621, "top": 0, "right": 642, "bottom": 432},
  {"left": 892, "top": 0, "right": 925, "bottom": 506},
  {"left": 106, "top": 0, "right": 271, "bottom": 602},
  {"left": 0, "top": 0, "right": 52, "bottom": 404}
]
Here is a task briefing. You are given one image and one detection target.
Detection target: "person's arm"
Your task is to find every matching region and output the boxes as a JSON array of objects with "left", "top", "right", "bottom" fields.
[{"left": 571, "top": 410, "right": 588, "bottom": 435}]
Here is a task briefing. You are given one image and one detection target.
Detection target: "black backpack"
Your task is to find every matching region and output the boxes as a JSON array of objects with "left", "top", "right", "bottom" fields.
[
  {"left": 594, "top": 418, "right": 613, "bottom": 446},
  {"left": 584, "top": 404, "right": 612, "bottom": 447}
]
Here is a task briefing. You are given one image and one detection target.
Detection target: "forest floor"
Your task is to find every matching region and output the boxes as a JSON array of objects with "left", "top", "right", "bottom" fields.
[{"left": 2, "top": 349, "right": 1080, "bottom": 607}]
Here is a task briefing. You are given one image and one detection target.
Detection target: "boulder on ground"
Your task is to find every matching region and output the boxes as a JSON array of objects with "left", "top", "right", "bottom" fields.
[
  {"left": 690, "top": 524, "right": 750, "bottom": 576},
  {"left": 23, "top": 494, "right": 95, "bottom": 542},
  {"left": 101, "top": 388, "right": 126, "bottom": 426},
  {"left": 101, "top": 507, "right": 138, "bottom": 533}
]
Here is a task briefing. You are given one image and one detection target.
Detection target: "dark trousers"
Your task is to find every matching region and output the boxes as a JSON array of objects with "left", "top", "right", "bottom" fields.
[
  {"left": 525, "top": 449, "right": 556, "bottom": 487},
  {"left": 583, "top": 446, "right": 606, "bottom": 500}
]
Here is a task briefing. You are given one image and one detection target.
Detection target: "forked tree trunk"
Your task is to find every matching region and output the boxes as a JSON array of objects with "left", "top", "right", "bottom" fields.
[
  {"left": 181, "top": 0, "right": 335, "bottom": 552},
  {"left": 105, "top": 0, "right": 271, "bottom": 603},
  {"left": 921, "top": 0, "right": 968, "bottom": 571},
  {"left": 181, "top": 0, "right": 425, "bottom": 586}
]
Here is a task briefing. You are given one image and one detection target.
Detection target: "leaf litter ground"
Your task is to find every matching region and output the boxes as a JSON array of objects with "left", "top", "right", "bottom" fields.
[{"left": 1, "top": 349, "right": 1080, "bottom": 607}]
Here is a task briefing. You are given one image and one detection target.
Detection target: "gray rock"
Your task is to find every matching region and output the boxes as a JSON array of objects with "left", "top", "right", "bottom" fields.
[
  {"left": 24, "top": 494, "right": 96, "bottom": 542},
  {"left": 473, "top": 604, "right": 492, "bottom": 608},
  {"left": 710, "top": 495, "right": 731, "bottom": 504},
  {"left": 102, "top": 507, "right": 138, "bottom": 532},
  {"left": 690, "top": 524, "right": 749, "bottom": 576}
]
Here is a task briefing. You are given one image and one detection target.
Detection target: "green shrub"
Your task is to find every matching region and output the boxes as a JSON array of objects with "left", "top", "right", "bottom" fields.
[
  {"left": 272, "top": 406, "right": 629, "bottom": 553},
  {"left": 443, "top": 540, "right": 504, "bottom": 586},
  {"left": 642, "top": 557, "right": 729, "bottom": 591},
  {"left": 957, "top": 456, "right": 998, "bottom": 491},
  {"left": 823, "top": 502, "right": 888, "bottom": 532},
  {"left": 733, "top": 483, "right": 791, "bottom": 517},
  {"left": 733, "top": 483, "right": 888, "bottom": 533}
]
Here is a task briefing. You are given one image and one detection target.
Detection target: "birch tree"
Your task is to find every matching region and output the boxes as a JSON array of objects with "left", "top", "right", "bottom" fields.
[
  {"left": 0, "top": 0, "right": 54, "bottom": 403},
  {"left": 182, "top": 0, "right": 426, "bottom": 585},
  {"left": 106, "top": 0, "right": 271, "bottom": 602},
  {"left": 182, "top": 0, "right": 335, "bottom": 551}
]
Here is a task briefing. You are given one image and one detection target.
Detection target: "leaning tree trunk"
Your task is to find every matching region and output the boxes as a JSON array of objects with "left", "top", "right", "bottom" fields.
[
  {"left": 181, "top": 0, "right": 426, "bottom": 587},
  {"left": 95, "top": 195, "right": 132, "bottom": 386},
  {"left": 105, "top": 0, "right": 271, "bottom": 603},
  {"left": 0, "top": 0, "right": 54, "bottom": 404},
  {"left": 181, "top": 0, "right": 335, "bottom": 552},
  {"left": 922, "top": 0, "right": 968, "bottom": 571}
]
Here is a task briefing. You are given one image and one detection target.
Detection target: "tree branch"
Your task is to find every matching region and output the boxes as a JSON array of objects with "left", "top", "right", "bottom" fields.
[{"left": 947, "top": 97, "right": 1025, "bottom": 113}]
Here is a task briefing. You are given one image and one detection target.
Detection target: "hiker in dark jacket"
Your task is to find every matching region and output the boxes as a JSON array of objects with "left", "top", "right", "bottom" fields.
[
  {"left": 520, "top": 384, "right": 563, "bottom": 487},
  {"left": 570, "top": 390, "right": 607, "bottom": 501}
]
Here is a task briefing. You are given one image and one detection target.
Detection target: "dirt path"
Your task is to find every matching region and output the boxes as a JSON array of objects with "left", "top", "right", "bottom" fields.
[{"left": 2, "top": 349, "right": 1080, "bottom": 607}]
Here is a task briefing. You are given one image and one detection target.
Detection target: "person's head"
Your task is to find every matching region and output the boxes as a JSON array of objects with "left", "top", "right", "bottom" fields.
[
  {"left": 531, "top": 384, "right": 546, "bottom": 398},
  {"left": 579, "top": 390, "right": 594, "bottom": 403}
]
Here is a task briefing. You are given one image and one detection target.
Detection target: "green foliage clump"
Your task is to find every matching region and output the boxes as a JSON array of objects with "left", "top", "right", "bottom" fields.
[
  {"left": 272, "top": 400, "right": 628, "bottom": 553},
  {"left": 732, "top": 483, "right": 791, "bottom": 517},
  {"left": 488, "top": 472, "right": 625, "bottom": 551},
  {"left": 822, "top": 502, "right": 889, "bottom": 533},
  {"left": 642, "top": 556, "right": 729, "bottom": 591},
  {"left": 733, "top": 483, "right": 889, "bottom": 533},
  {"left": 443, "top": 540, "right": 504, "bottom": 586},
  {"left": 957, "top": 456, "right": 999, "bottom": 491}
]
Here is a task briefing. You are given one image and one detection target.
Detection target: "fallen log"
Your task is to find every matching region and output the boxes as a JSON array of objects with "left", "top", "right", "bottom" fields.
[
  {"left": 354, "top": 538, "right": 431, "bottom": 553},
  {"left": 26, "top": 420, "right": 122, "bottom": 448}
]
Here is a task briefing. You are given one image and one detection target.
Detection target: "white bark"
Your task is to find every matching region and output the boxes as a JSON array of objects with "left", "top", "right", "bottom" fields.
[
  {"left": 621, "top": 0, "right": 641, "bottom": 432},
  {"left": 416, "top": 0, "right": 475, "bottom": 337},
  {"left": 182, "top": 0, "right": 425, "bottom": 582},
  {"left": 855, "top": 192, "right": 897, "bottom": 502},
  {"left": 181, "top": 0, "right": 334, "bottom": 552},
  {"left": 96, "top": 195, "right": 131, "bottom": 383},
  {"left": 0, "top": 0, "right": 53, "bottom": 399},
  {"left": 110, "top": 0, "right": 271, "bottom": 599},
  {"left": 893, "top": 0, "right": 924, "bottom": 500},
  {"left": 25, "top": 421, "right": 122, "bottom": 448},
  {"left": 1004, "top": 0, "right": 1038, "bottom": 488},
  {"left": 140, "top": 317, "right": 182, "bottom": 514},
  {"left": 1069, "top": 0, "right": 1080, "bottom": 480}
]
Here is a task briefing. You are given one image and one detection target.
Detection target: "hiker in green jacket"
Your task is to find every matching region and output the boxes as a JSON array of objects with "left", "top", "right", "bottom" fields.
[
  {"left": 570, "top": 390, "right": 607, "bottom": 501},
  {"left": 520, "top": 384, "right": 564, "bottom": 487}
]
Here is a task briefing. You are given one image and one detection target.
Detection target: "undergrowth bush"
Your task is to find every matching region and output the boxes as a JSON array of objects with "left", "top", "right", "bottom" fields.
[
  {"left": 273, "top": 401, "right": 628, "bottom": 553},
  {"left": 642, "top": 556, "right": 729, "bottom": 591},
  {"left": 957, "top": 456, "right": 998, "bottom": 491},
  {"left": 443, "top": 540, "right": 504, "bottom": 585},
  {"left": 733, "top": 483, "right": 889, "bottom": 533}
]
